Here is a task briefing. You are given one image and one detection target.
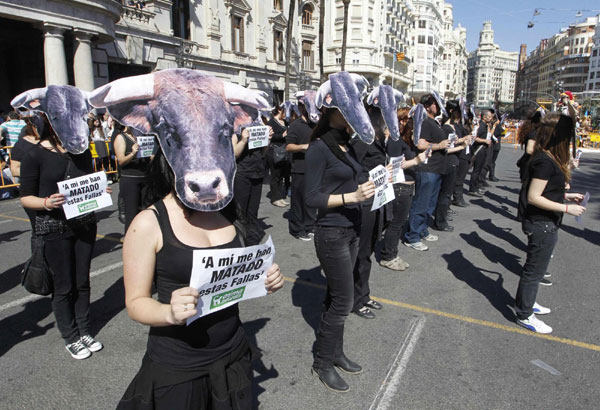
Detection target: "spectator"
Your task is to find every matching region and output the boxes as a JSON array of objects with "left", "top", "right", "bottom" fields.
[{"left": 0, "top": 111, "right": 26, "bottom": 147}]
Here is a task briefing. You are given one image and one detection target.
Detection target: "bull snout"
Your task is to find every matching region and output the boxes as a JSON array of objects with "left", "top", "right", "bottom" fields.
[
  {"left": 183, "top": 170, "right": 229, "bottom": 204},
  {"left": 309, "top": 112, "right": 320, "bottom": 123}
]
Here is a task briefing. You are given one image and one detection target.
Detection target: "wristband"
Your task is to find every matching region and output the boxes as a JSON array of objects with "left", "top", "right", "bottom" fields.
[
  {"left": 342, "top": 193, "right": 346, "bottom": 206},
  {"left": 565, "top": 204, "right": 568, "bottom": 214},
  {"left": 43, "top": 197, "right": 52, "bottom": 211}
]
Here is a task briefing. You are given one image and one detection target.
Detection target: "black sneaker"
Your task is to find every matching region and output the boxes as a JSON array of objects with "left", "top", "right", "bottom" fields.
[
  {"left": 65, "top": 340, "right": 91, "bottom": 360},
  {"left": 452, "top": 199, "right": 469, "bottom": 207},
  {"left": 295, "top": 234, "right": 312, "bottom": 241},
  {"left": 353, "top": 306, "right": 375, "bottom": 319},
  {"left": 466, "top": 191, "right": 484, "bottom": 197},
  {"left": 540, "top": 278, "right": 552, "bottom": 286},
  {"left": 80, "top": 335, "right": 103, "bottom": 352}
]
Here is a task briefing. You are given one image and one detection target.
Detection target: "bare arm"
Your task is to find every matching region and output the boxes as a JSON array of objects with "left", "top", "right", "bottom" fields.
[
  {"left": 527, "top": 178, "right": 585, "bottom": 216},
  {"left": 232, "top": 129, "right": 249, "bottom": 158},
  {"left": 286, "top": 143, "right": 309, "bottom": 152},
  {"left": 114, "top": 134, "right": 138, "bottom": 166},
  {"left": 416, "top": 138, "right": 449, "bottom": 151},
  {"left": 9, "top": 160, "right": 20, "bottom": 178},
  {"left": 525, "top": 139, "right": 535, "bottom": 155}
]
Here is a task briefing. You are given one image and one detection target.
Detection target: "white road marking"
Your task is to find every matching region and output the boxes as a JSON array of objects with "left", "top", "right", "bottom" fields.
[
  {"left": 0, "top": 261, "right": 123, "bottom": 313},
  {"left": 531, "top": 359, "right": 562, "bottom": 376},
  {"left": 0, "top": 219, "right": 11, "bottom": 224},
  {"left": 369, "top": 315, "right": 426, "bottom": 410}
]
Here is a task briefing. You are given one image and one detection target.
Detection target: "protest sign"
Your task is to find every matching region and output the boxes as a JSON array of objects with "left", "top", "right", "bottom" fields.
[
  {"left": 136, "top": 136, "right": 155, "bottom": 158},
  {"left": 247, "top": 126, "right": 270, "bottom": 149},
  {"left": 369, "top": 165, "right": 395, "bottom": 211},
  {"left": 575, "top": 192, "right": 590, "bottom": 225},
  {"left": 57, "top": 171, "right": 112, "bottom": 219},
  {"left": 448, "top": 133, "right": 457, "bottom": 148},
  {"left": 423, "top": 144, "right": 432, "bottom": 164},
  {"left": 576, "top": 149, "right": 583, "bottom": 160},
  {"left": 389, "top": 156, "right": 405, "bottom": 184},
  {"left": 187, "top": 236, "right": 275, "bottom": 324}
]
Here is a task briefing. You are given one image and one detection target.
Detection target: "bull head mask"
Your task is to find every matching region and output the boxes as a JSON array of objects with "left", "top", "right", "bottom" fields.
[
  {"left": 315, "top": 72, "right": 375, "bottom": 144},
  {"left": 295, "top": 90, "right": 321, "bottom": 124},
  {"left": 10, "top": 85, "right": 93, "bottom": 154},
  {"left": 88, "top": 68, "right": 271, "bottom": 212},
  {"left": 280, "top": 101, "right": 300, "bottom": 123},
  {"left": 366, "top": 85, "right": 405, "bottom": 141}
]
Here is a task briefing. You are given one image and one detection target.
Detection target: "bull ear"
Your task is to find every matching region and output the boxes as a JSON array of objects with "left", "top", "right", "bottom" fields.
[
  {"left": 231, "top": 104, "right": 262, "bottom": 133},
  {"left": 106, "top": 102, "right": 155, "bottom": 135},
  {"left": 11, "top": 87, "right": 48, "bottom": 112},
  {"left": 315, "top": 80, "right": 333, "bottom": 109},
  {"left": 367, "top": 87, "right": 379, "bottom": 106}
]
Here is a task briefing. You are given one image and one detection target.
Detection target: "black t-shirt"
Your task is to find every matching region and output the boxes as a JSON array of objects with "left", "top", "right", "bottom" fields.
[
  {"left": 286, "top": 117, "right": 314, "bottom": 174},
  {"left": 352, "top": 135, "right": 387, "bottom": 184},
  {"left": 474, "top": 122, "right": 490, "bottom": 149},
  {"left": 235, "top": 136, "right": 265, "bottom": 179},
  {"left": 442, "top": 124, "right": 460, "bottom": 167},
  {"left": 10, "top": 138, "right": 37, "bottom": 162},
  {"left": 418, "top": 117, "right": 447, "bottom": 174},
  {"left": 386, "top": 138, "right": 417, "bottom": 182},
  {"left": 525, "top": 152, "right": 565, "bottom": 226},
  {"left": 492, "top": 124, "right": 504, "bottom": 151},
  {"left": 116, "top": 133, "right": 152, "bottom": 177},
  {"left": 267, "top": 117, "right": 287, "bottom": 145},
  {"left": 305, "top": 135, "right": 362, "bottom": 228}
]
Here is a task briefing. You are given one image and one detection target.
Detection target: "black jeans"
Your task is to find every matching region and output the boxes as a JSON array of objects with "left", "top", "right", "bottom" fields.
[
  {"left": 433, "top": 163, "right": 457, "bottom": 229},
  {"left": 514, "top": 220, "right": 558, "bottom": 320},
  {"left": 289, "top": 173, "right": 315, "bottom": 237},
  {"left": 234, "top": 174, "right": 263, "bottom": 221},
  {"left": 120, "top": 175, "right": 147, "bottom": 233},
  {"left": 352, "top": 199, "right": 383, "bottom": 311},
  {"left": 45, "top": 225, "right": 97, "bottom": 344},
  {"left": 313, "top": 226, "right": 359, "bottom": 368},
  {"left": 469, "top": 146, "right": 488, "bottom": 192},
  {"left": 266, "top": 147, "right": 290, "bottom": 202},
  {"left": 380, "top": 183, "right": 414, "bottom": 261},
  {"left": 453, "top": 156, "right": 470, "bottom": 202},
  {"left": 488, "top": 148, "right": 500, "bottom": 179}
]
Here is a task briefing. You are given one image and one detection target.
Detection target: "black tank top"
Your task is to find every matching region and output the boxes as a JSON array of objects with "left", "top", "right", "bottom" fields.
[
  {"left": 119, "top": 133, "right": 150, "bottom": 177},
  {"left": 146, "top": 200, "right": 246, "bottom": 369}
]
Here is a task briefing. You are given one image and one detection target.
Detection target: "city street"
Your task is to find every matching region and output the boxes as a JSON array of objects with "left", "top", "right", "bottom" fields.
[{"left": 0, "top": 147, "right": 599, "bottom": 410}]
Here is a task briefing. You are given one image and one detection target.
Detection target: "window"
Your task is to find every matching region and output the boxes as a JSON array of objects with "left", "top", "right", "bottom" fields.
[
  {"left": 302, "top": 41, "right": 314, "bottom": 70},
  {"left": 418, "top": 35, "right": 425, "bottom": 44},
  {"left": 302, "top": 5, "right": 313, "bottom": 25},
  {"left": 232, "top": 16, "right": 244, "bottom": 53},
  {"left": 428, "top": 36, "right": 433, "bottom": 45},
  {"left": 274, "top": 0, "right": 282, "bottom": 11},
  {"left": 419, "top": 20, "right": 426, "bottom": 29},
  {"left": 273, "top": 30, "right": 284, "bottom": 62}
]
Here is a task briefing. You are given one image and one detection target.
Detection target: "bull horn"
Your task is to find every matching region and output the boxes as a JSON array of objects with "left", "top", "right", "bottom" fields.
[
  {"left": 223, "top": 82, "right": 271, "bottom": 110},
  {"left": 88, "top": 73, "right": 155, "bottom": 108},
  {"left": 11, "top": 87, "right": 48, "bottom": 109},
  {"left": 367, "top": 86, "right": 380, "bottom": 106},
  {"left": 295, "top": 91, "right": 305, "bottom": 99},
  {"left": 349, "top": 73, "right": 369, "bottom": 95},
  {"left": 393, "top": 90, "right": 405, "bottom": 104},
  {"left": 315, "top": 81, "right": 332, "bottom": 109}
]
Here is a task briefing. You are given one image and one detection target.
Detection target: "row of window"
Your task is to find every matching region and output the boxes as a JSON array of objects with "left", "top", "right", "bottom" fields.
[{"left": 273, "top": 0, "right": 313, "bottom": 25}]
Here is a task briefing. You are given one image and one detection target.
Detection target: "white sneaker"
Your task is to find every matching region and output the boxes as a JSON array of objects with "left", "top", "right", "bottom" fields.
[
  {"left": 80, "top": 334, "right": 103, "bottom": 352},
  {"left": 403, "top": 241, "right": 429, "bottom": 251},
  {"left": 422, "top": 234, "right": 438, "bottom": 242},
  {"left": 517, "top": 314, "right": 552, "bottom": 334},
  {"left": 65, "top": 340, "right": 91, "bottom": 360},
  {"left": 532, "top": 302, "right": 551, "bottom": 315}
]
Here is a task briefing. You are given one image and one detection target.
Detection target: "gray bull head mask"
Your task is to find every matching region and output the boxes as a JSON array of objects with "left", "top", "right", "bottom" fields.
[
  {"left": 366, "top": 85, "right": 405, "bottom": 141},
  {"left": 10, "top": 85, "right": 92, "bottom": 154},
  {"left": 295, "top": 91, "right": 321, "bottom": 124},
  {"left": 280, "top": 101, "right": 300, "bottom": 123},
  {"left": 409, "top": 103, "right": 426, "bottom": 145},
  {"left": 315, "top": 72, "right": 375, "bottom": 144},
  {"left": 88, "top": 68, "right": 271, "bottom": 212}
]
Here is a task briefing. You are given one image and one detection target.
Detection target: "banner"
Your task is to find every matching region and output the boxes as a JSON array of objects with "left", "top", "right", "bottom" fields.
[
  {"left": 389, "top": 155, "right": 406, "bottom": 184},
  {"left": 136, "top": 136, "right": 155, "bottom": 158},
  {"left": 57, "top": 171, "right": 113, "bottom": 219},
  {"left": 187, "top": 236, "right": 275, "bottom": 324},
  {"left": 247, "top": 126, "right": 270, "bottom": 149},
  {"left": 369, "top": 165, "right": 395, "bottom": 211}
]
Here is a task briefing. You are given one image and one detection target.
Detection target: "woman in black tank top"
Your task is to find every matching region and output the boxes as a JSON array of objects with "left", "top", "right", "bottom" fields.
[{"left": 118, "top": 150, "right": 284, "bottom": 410}]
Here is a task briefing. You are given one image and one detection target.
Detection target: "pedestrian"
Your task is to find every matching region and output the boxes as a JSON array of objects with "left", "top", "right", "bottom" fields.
[
  {"left": 452, "top": 109, "right": 473, "bottom": 208},
  {"left": 88, "top": 116, "right": 110, "bottom": 172},
  {"left": 467, "top": 109, "right": 496, "bottom": 197},
  {"left": 266, "top": 105, "right": 290, "bottom": 208},
  {"left": 514, "top": 112, "right": 586, "bottom": 334},
  {"left": 516, "top": 110, "right": 542, "bottom": 182},
  {"left": 305, "top": 106, "right": 375, "bottom": 392},
  {"left": 0, "top": 110, "right": 26, "bottom": 147}
]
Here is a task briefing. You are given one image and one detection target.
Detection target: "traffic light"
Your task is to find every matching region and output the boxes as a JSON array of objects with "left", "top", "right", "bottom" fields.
[{"left": 396, "top": 52, "right": 405, "bottom": 61}]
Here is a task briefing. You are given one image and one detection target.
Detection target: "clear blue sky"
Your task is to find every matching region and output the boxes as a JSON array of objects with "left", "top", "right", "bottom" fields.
[{"left": 450, "top": 0, "right": 600, "bottom": 54}]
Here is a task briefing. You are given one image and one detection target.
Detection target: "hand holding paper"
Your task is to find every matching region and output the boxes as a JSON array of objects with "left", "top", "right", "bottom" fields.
[
  {"left": 168, "top": 286, "right": 200, "bottom": 326},
  {"left": 265, "top": 263, "right": 284, "bottom": 294},
  {"left": 574, "top": 192, "right": 589, "bottom": 225}
]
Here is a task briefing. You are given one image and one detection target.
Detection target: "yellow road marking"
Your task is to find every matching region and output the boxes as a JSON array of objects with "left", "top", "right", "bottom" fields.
[{"left": 284, "top": 277, "right": 600, "bottom": 352}]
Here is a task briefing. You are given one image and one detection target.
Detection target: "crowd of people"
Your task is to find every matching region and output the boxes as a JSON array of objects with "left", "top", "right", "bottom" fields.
[{"left": 1, "top": 70, "right": 588, "bottom": 407}]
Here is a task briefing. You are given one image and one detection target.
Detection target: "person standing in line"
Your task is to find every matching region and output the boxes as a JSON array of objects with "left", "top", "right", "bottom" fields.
[
  {"left": 266, "top": 106, "right": 290, "bottom": 208},
  {"left": 467, "top": 109, "right": 495, "bottom": 197},
  {"left": 379, "top": 108, "right": 429, "bottom": 271},
  {"left": 286, "top": 103, "right": 317, "bottom": 241},
  {"left": 514, "top": 112, "right": 586, "bottom": 334},
  {"left": 403, "top": 94, "right": 449, "bottom": 251},
  {"left": 305, "top": 107, "right": 375, "bottom": 392},
  {"left": 487, "top": 116, "right": 504, "bottom": 182},
  {"left": 516, "top": 110, "right": 542, "bottom": 182},
  {"left": 452, "top": 110, "right": 473, "bottom": 208}
]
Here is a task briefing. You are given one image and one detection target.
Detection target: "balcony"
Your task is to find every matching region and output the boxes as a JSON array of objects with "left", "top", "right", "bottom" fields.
[{"left": 119, "top": 4, "right": 155, "bottom": 29}]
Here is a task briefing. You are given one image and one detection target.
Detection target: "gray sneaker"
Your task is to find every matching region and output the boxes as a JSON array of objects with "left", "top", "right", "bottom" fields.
[
  {"left": 403, "top": 241, "right": 429, "bottom": 251},
  {"left": 80, "top": 335, "right": 103, "bottom": 352},
  {"left": 65, "top": 340, "right": 91, "bottom": 360},
  {"left": 380, "top": 257, "right": 409, "bottom": 271},
  {"left": 422, "top": 234, "right": 438, "bottom": 242}
]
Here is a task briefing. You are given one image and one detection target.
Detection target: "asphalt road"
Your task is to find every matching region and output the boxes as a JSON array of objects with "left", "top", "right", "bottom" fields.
[{"left": 0, "top": 146, "right": 599, "bottom": 410}]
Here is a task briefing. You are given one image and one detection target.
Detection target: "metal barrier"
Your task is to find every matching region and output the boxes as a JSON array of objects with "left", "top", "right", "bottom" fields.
[{"left": 0, "top": 145, "right": 19, "bottom": 189}]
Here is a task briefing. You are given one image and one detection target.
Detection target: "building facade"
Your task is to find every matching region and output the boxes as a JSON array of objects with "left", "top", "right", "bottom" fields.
[
  {"left": 467, "top": 21, "right": 518, "bottom": 108},
  {"left": 438, "top": 3, "right": 467, "bottom": 99},
  {"left": 585, "top": 21, "right": 600, "bottom": 94}
]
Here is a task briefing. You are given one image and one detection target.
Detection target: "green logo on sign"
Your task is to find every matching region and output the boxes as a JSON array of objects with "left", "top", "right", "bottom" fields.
[
  {"left": 252, "top": 141, "right": 262, "bottom": 148},
  {"left": 78, "top": 200, "right": 98, "bottom": 213},
  {"left": 211, "top": 286, "right": 246, "bottom": 309}
]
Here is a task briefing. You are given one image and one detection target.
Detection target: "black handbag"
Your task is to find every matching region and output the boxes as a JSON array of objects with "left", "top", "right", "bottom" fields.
[
  {"left": 272, "top": 143, "right": 288, "bottom": 164},
  {"left": 21, "top": 236, "right": 53, "bottom": 296}
]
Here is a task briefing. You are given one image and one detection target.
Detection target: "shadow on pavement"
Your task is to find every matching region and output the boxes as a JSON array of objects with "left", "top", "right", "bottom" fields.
[
  {"left": 93, "top": 233, "right": 123, "bottom": 259},
  {"left": 460, "top": 231, "right": 523, "bottom": 276},
  {"left": 485, "top": 190, "right": 518, "bottom": 209},
  {"left": 474, "top": 218, "right": 526, "bottom": 252},
  {"left": 0, "top": 229, "right": 28, "bottom": 243},
  {"left": 469, "top": 198, "right": 516, "bottom": 221},
  {"left": 90, "top": 276, "right": 125, "bottom": 336},
  {"left": 0, "top": 298, "right": 54, "bottom": 357},
  {"left": 560, "top": 224, "right": 600, "bottom": 247},
  {"left": 0, "top": 263, "right": 26, "bottom": 295},
  {"left": 243, "top": 318, "right": 279, "bottom": 410},
  {"left": 291, "top": 266, "right": 325, "bottom": 333},
  {"left": 496, "top": 184, "right": 520, "bottom": 196},
  {"left": 443, "top": 250, "right": 515, "bottom": 322}
]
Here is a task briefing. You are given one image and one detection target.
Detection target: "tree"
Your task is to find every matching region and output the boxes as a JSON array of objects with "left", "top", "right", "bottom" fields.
[
  {"left": 341, "top": 0, "right": 350, "bottom": 71},
  {"left": 284, "top": 0, "right": 296, "bottom": 100},
  {"left": 318, "top": 0, "right": 326, "bottom": 82}
]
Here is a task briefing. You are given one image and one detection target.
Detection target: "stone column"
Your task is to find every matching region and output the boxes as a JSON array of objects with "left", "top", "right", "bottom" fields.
[
  {"left": 43, "top": 23, "right": 69, "bottom": 86},
  {"left": 73, "top": 30, "right": 96, "bottom": 91}
]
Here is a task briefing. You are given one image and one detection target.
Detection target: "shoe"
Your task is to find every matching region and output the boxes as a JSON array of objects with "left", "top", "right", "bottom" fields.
[
  {"left": 65, "top": 340, "right": 91, "bottom": 360},
  {"left": 307, "top": 232, "right": 315, "bottom": 239},
  {"left": 364, "top": 300, "right": 382, "bottom": 310},
  {"left": 432, "top": 225, "right": 454, "bottom": 232},
  {"left": 446, "top": 215, "right": 454, "bottom": 222},
  {"left": 533, "top": 302, "right": 551, "bottom": 315},
  {"left": 477, "top": 189, "right": 487, "bottom": 194},
  {"left": 353, "top": 306, "right": 375, "bottom": 319},
  {"left": 271, "top": 200, "right": 287, "bottom": 208},
  {"left": 517, "top": 314, "right": 552, "bottom": 334},
  {"left": 489, "top": 177, "right": 500, "bottom": 182},
  {"left": 403, "top": 241, "right": 429, "bottom": 251},
  {"left": 379, "top": 257, "right": 409, "bottom": 271},
  {"left": 544, "top": 273, "right": 551, "bottom": 278},
  {"left": 448, "top": 209, "right": 457, "bottom": 215},
  {"left": 282, "top": 199, "right": 290, "bottom": 206},
  {"left": 334, "top": 353, "right": 363, "bottom": 374},
  {"left": 540, "top": 278, "right": 552, "bottom": 286},
  {"left": 422, "top": 234, "right": 438, "bottom": 242},
  {"left": 453, "top": 199, "right": 469, "bottom": 207},
  {"left": 481, "top": 181, "right": 490, "bottom": 188},
  {"left": 295, "top": 234, "right": 312, "bottom": 241},
  {"left": 80, "top": 335, "right": 103, "bottom": 352},
  {"left": 311, "top": 366, "right": 349, "bottom": 392},
  {"left": 466, "top": 191, "right": 484, "bottom": 197}
]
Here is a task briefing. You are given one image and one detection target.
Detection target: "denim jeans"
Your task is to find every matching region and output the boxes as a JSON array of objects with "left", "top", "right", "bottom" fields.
[
  {"left": 381, "top": 183, "right": 414, "bottom": 261},
  {"left": 404, "top": 172, "right": 442, "bottom": 244},
  {"left": 514, "top": 220, "right": 558, "bottom": 320}
]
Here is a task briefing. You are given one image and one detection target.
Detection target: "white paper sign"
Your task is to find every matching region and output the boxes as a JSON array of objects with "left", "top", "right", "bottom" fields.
[
  {"left": 486, "top": 132, "right": 492, "bottom": 141},
  {"left": 136, "top": 136, "right": 155, "bottom": 158},
  {"left": 576, "top": 149, "right": 583, "bottom": 160},
  {"left": 448, "top": 133, "right": 457, "bottom": 148},
  {"left": 187, "top": 236, "right": 275, "bottom": 324},
  {"left": 57, "top": 172, "right": 113, "bottom": 219},
  {"left": 247, "top": 126, "right": 270, "bottom": 149},
  {"left": 369, "top": 165, "right": 395, "bottom": 211},
  {"left": 389, "top": 156, "right": 406, "bottom": 184},
  {"left": 575, "top": 192, "right": 590, "bottom": 225}
]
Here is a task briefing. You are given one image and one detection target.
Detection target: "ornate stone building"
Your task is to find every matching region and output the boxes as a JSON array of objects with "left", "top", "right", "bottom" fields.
[{"left": 438, "top": 3, "right": 467, "bottom": 99}]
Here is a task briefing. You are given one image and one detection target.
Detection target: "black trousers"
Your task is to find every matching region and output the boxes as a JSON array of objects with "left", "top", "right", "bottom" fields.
[
  {"left": 313, "top": 226, "right": 359, "bottom": 369},
  {"left": 453, "top": 156, "right": 470, "bottom": 202},
  {"left": 266, "top": 147, "right": 290, "bottom": 202},
  {"left": 120, "top": 175, "right": 147, "bottom": 233},
  {"left": 433, "top": 163, "right": 457, "bottom": 229},
  {"left": 469, "top": 146, "right": 488, "bottom": 192},
  {"left": 380, "top": 183, "right": 414, "bottom": 261},
  {"left": 352, "top": 199, "right": 383, "bottom": 312},
  {"left": 234, "top": 175, "right": 263, "bottom": 222},
  {"left": 488, "top": 148, "right": 500, "bottom": 179},
  {"left": 45, "top": 225, "right": 97, "bottom": 344},
  {"left": 481, "top": 144, "right": 493, "bottom": 183},
  {"left": 289, "top": 173, "right": 315, "bottom": 237}
]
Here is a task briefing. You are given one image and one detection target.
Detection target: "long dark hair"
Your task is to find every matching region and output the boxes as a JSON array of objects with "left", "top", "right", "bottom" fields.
[
  {"left": 517, "top": 111, "right": 542, "bottom": 147},
  {"left": 397, "top": 107, "right": 415, "bottom": 149},
  {"left": 38, "top": 113, "right": 62, "bottom": 152},
  {"left": 310, "top": 108, "right": 357, "bottom": 174},
  {"left": 534, "top": 112, "right": 573, "bottom": 182}
]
